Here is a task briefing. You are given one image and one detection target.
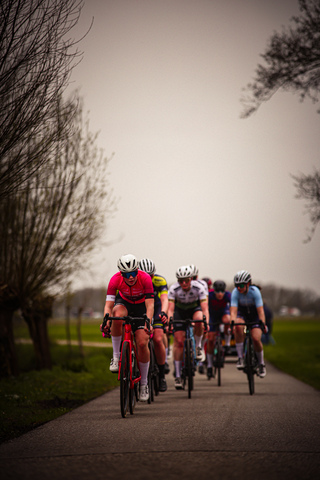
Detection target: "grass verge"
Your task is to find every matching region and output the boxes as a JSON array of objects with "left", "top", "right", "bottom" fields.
[
  {"left": 264, "top": 317, "right": 320, "bottom": 391},
  {"left": 0, "top": 342, "right": 118, "bottom": 444}
]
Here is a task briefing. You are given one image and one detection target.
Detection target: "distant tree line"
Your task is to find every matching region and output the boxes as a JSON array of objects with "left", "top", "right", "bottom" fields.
[{"left": 53, "top": 284, "right": 320, "bottom": 319}]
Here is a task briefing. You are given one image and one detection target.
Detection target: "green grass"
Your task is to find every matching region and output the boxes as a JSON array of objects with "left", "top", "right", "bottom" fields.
[
  {"left": 1, "top": 316, "right": 319, "bottom": 444},
  {"left": 264, "top": 317, "right": 320, "bottom": 390},
  {"left": 0, "top": 330, "right": 117, "bottom": 444}
]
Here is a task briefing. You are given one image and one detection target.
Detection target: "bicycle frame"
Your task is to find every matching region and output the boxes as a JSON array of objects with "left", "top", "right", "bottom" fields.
[
  {"left": 102, "top": 314, "right": 150, "bottom": 416},
  {"left": 231, "top": 320, "right": 263, "bottom": 395},
  {"left": 212, "top": 322, "right": 227, "bottom": 386},
  {"left": 170, "top": 316, "right": 207, "bottom": 398}
]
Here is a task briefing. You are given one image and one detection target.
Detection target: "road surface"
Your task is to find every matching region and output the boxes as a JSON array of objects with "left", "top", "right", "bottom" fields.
[{"left": 0, "top": 358, "right": 319, "bottom": 480}]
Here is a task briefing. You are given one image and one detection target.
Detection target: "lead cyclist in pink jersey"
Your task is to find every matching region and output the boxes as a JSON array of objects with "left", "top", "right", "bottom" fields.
[{"left": 100, "top": 254, "right": 154, "bottom": 402}]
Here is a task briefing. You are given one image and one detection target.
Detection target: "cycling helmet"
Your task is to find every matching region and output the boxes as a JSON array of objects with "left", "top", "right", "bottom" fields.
[
  {"left": 176, "top": 265, "right": 193, "bottom": 279},
  {"left": 139, "top": 258, "right": 156, "bottom": 275},
  {"left": 117, "top": 254, "right": 138, "bottom": 273},
  {"left": 202, "top": 277, "right": 212, "bottom": 288},
  {"left": 189, "top": 264, "right": 199, "bottom": 277},
  {"left": 213, "top": 280, "right": 226, "bottom": 292},
  {"left": 234, "top": 270, "right": 252, "bottom": 285}
]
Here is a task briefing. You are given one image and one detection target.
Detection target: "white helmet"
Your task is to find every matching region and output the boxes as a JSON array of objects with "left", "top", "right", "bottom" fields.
[
  {"left": 176, "top": 265, "right": 193, "bottom": 279},
  {"left": 117, "top": 254, "right": 138, "bottom": 273},
  {"left": 234, "top": 270, "right": 252, "bottom": 285},
  {"left": 189, "top": 264, "right": 199, "bottom": 277},
  {"left": 139, "top": 258, "right": 156, "bottom": 275}
]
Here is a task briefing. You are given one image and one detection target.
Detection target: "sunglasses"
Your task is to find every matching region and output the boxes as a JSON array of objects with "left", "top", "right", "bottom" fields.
[
  {"left": 122, "top": 270, "right": 138, "bottom": 279},
  {"left": 178, "top": 278, "right": 191, "bottom": 284},
  {"left": 215, "top": 289, "right": 225, "bottom": 293},
  {"left": 236, "top": 283, "right": 246, "bottom": 289}
]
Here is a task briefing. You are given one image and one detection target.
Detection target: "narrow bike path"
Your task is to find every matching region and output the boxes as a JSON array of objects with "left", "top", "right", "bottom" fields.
[{"left": 0, "top": 359, "right": 319, "bottom": 480}]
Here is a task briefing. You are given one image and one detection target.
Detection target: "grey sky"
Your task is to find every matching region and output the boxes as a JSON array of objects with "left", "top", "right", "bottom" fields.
[{"left": 69, "top": 0, "right": 320, "bottom": 295}]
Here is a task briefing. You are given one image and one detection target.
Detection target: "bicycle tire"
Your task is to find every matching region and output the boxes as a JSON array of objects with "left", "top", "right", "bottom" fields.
[
  {"left": 245, "top": 336, "right": 255, "bottom": 395},
  {"left": 120, "top": 341, "right": 130, "bottom": 417},
  {"left": 129, "top": 348, "right": 137, "bottom": 415},
  {"left": 215, "top": 337, "right": 222, "bottom": 387},
  {"left": 148, "top": 340, "right": 155, "bottom": 404},
  {"left": 186, "top": 339, "right": 193, "bottom": 398}
]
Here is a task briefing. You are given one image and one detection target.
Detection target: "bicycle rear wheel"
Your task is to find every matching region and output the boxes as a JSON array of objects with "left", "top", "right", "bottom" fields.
[
  {"left": 214, "top": 337, "right": 222, "bottom": 387},
  {"left": 244, "top": 336, "right": 255, "bottom": 395},
  {"left": 120, "top": 341, "right": 130, "bottom": 417},
  {"left": 185, "top": 339, "right": 193, "bottom": 399}
]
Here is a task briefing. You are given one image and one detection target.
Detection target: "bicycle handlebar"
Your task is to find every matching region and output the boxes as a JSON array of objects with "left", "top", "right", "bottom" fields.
[
  {"left": 169, "top": 315, "right": 208, "bottom": 333},
  {"left": 230, "top": 319, "right": 266, "bottom": 333},
  {"left": 101, "top": 313, "right": 151, "bottom": 338}
]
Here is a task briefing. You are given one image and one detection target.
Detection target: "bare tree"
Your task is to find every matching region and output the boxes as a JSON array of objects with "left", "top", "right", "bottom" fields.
[
  {"left": 0, "top": 0, "right": 85, "bottom": 199},
  {"left": 241, "top": 0, "right": 320, "bottom": 118},
  {"left": 0, "top": 93, "right": 116, "bottom": 375},
  {"left": 241, "top": 0, "right": 320, "bottom": 240},
  {"left": 292, "top": 169, "right": 320, "bottom": 241}
]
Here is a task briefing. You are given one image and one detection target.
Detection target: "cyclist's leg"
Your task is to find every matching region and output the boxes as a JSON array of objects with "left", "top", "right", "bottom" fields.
[
  {"left": 234, "top": 316, "right": 245, "bottom": 369},
  {"left": 152, "top": 308, "right": 167, "bottom": 390},
  {"left": 193, "top": 308, "right": 205, "bottom": 361},
  {"left": 109, "top": 298, "right": 128, "bottom": 372},
  {"left": 222, "top": 312, "right": 231, "bottom": 350},
  {"left": 251, "top": 325, "right": 266, "bottom": 377}
]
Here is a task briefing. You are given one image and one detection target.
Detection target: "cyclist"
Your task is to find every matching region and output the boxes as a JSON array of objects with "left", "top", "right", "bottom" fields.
[
  {"left": 190, "top": 264, "right": 209, "bottom": 296},
  {"left": 202, "top": 277, "right": 213, "bottom": 292},
  {"left": 207, "top": 280, "right": 231, "bottom": 379},
  {"left": 101, "top": 254, "right": 154, "bottom": 401},
  {"left": 139, "top": 258, "right": 169, "bottom": 392},
  {"left": 189, "top": 264, "right": 208, "bottom": 374},
  {"left": 230, "top": 270, "right": 267, "bottom": 378},
  {"left": 168, "top": 265, "right": 209, "bottom": 389}
]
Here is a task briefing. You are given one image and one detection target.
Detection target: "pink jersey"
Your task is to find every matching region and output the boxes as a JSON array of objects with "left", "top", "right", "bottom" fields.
[{"left": 106, "top": 270, "right": 154, "bottom": 304}]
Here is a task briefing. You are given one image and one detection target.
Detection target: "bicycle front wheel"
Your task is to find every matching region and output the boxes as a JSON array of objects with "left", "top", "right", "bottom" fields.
[
  {"left": 148, "top": 339, "right": 156, "bottom": 404},
  {"left": 244, "top": 336, "right": 255, "bottom": 395},
  {"left": 129, "top": 348, "right": 137, "bottom": 415},
  {"left": 214, "top": 337, "right": 222, "bottom": 387},
  {"left": 120, "top": 341, "right": 130, "bottom": 417},
  {"left": 185, "top": 339, "right": 193, "bottom": 398}
]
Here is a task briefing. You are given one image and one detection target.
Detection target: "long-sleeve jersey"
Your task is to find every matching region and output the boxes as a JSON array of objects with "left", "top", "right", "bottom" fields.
[{"left": 106, "top": 270, "right": 154, "bottom": 304}]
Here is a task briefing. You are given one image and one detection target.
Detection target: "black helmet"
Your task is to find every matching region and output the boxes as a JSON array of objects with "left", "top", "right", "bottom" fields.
[{"left": 213, "top": 280, "right": 226, "bottom": 292}]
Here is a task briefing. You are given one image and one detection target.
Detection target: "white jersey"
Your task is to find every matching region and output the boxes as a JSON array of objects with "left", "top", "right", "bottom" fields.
[
  {"left": 196, "top": 278, "right": 209, "bottom": 296},
  {"left": 168, "top": 280, "right": 207, "bottom": 310}
]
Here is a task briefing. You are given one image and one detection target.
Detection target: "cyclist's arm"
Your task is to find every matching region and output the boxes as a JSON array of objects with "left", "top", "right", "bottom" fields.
[
  {"left": 167, "top": 299, "right": 175, "bottom": 320},
  {"left": 160, "top": 292, "right": 168, "bottom": 316},
  {"left": 230, "top": 306, "right": 238, "bottom": 322},
  {"left": 257, "top": 305, "right": 266, "bottom": 326},
  {"left": 200, "top": 299, "right": 209, "bottom": 325},
  {"left": 145, "top": 297, "right": 154, "bottom": 322},
  {"left": 104, "top": 300, "right": 114, "bottom": 317}
]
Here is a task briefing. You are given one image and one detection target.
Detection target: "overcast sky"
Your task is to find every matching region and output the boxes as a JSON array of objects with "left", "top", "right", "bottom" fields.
[{"left": 68, "top": 0, "right": 320, "bottom": 296}]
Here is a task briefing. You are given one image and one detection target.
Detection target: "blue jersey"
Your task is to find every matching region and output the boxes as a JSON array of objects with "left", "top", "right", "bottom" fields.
[{"left": 231, "top": 285, "right": 263, "bottom": 321}]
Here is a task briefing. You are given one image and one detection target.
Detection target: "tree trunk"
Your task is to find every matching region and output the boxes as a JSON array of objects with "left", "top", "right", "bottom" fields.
[
  {"left": 77, "top": 306, "right": 84, "bottom": 358},
  {"left": 22, "top": 296, "right": 53, "bottom": 370},
  {"left": 0, "top": 308, "right": 19, "bottom": 377}
]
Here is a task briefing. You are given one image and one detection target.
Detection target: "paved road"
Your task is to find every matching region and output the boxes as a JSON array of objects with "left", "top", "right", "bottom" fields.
[{"left": 1, "top": 358, "right": 319, "bottom": 480}]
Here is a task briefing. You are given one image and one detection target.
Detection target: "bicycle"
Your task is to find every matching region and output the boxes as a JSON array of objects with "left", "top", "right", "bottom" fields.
[
  {"left": 169, "top": 316, "right": 207, "bottom": 399},
  {"left": 231, "top": 320, "right": 264, "bottom": 395},
  {"left": 210, "top": 322, "right": 227, "bottom": 386},
  {"left": 101, "top": 314, "right": 150, "bottom": 417},
  {"left": 148, "top": 332, "right": 159, "bottom": 404}
]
